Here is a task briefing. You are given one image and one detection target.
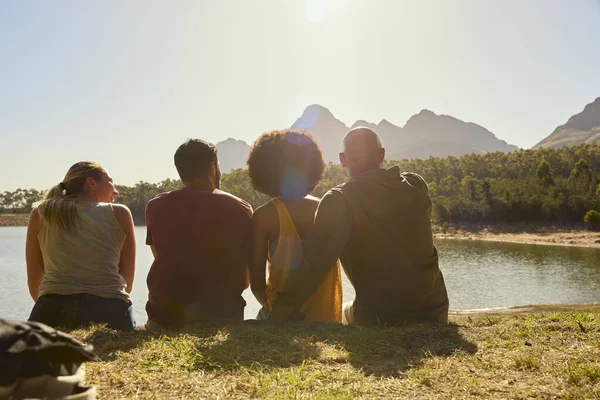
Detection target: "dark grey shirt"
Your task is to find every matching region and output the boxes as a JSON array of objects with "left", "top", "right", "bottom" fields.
[{"left": 272, "top": 166, "right": 449, "bottom": 325}]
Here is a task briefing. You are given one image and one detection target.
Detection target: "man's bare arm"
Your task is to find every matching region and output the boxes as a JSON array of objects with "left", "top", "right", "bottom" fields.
[{"left": 270, "top": 190, "right": 351, "bottom": 320}]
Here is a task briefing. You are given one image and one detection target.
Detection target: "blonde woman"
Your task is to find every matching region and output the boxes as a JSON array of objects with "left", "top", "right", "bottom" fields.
[{"left": 26, "top": 161, "right": 136, "bottom": 330}]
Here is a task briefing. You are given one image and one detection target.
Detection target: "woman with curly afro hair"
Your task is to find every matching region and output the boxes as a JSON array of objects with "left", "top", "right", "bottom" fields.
[{"left": 247, "top": 129, "right": 342, "bottom": 322}]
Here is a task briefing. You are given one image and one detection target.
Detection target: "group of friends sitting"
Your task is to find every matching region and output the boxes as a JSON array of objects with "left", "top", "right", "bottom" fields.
[{"left": 24, "top": 127, "right": 449, "bottom": 331}]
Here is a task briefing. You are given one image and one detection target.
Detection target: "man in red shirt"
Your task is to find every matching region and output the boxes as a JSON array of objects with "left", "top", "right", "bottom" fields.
[{"left": 145, "top": 139, "right": 253, "bottom": 328}]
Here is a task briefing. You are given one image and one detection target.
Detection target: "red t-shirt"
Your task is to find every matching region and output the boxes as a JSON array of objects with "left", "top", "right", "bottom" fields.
[{"left": 145, "top": 186, "right": 253, "bottom": 326}]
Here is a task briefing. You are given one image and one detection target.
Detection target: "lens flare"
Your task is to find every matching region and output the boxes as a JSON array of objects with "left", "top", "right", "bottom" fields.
[{"left": 279, "top": 168, "right": 308, "bottom": 200}]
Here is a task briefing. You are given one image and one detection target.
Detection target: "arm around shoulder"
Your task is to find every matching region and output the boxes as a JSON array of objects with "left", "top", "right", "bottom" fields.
[
  {"left": 248, "top": 204, "right": 271, "bottom": 307},
  {"left": 273, "top": 189, "right": 351, "bottom": 313}
]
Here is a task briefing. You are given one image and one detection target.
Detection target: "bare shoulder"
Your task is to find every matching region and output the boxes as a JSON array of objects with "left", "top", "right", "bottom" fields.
[
  {"left": 28, "top": 208, "right": 41, "bottom": 227},
  {"left": 30, "top": 207, "right": 40, "bottom": 219},
  {"left": 111, "top": 204, "right": 133, "bottom": 222},
  {"left": 253, "top": 201, "right": 277, "bottom": 223}
]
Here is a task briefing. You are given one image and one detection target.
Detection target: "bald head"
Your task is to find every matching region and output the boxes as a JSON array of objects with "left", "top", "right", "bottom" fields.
[
  {"left": 342, "top": 127, "right": 382, "bottom": 154},
  {"left": 340, "top": 127, "right": 385, "bottom": 177}
]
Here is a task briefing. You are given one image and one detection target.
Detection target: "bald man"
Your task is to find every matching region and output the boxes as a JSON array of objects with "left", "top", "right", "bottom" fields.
[{"left": 270, "top": 127, "right": 449, "bottom": 325}]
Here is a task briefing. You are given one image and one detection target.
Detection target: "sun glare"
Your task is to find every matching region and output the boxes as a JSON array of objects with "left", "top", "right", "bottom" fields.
[{"left": 305, "top": 0, "right": 328, "bottom": 24}]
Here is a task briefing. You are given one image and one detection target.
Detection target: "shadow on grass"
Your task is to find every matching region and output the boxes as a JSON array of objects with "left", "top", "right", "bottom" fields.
[
  {"left": 69, "top": 323, "right": 222, "bottom": 362},
  {"left": 73, "top": 320, "right": 477, "bottom": 377},
  {"left": 188, "top": 321, "right": 477, "bottom": 377}
]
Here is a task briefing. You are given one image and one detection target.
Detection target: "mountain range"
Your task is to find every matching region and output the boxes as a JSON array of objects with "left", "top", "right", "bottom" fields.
[
  {"left": 533, "top": 97, "right": 600, "bottom": 149},
  {"left": 216, "top": 105, "right": 519, "bottom": 172}
]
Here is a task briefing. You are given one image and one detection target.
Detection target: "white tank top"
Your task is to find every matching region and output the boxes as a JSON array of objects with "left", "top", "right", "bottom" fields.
[{"left": 37, "top": 201, "right": 130, "bottom": 303}]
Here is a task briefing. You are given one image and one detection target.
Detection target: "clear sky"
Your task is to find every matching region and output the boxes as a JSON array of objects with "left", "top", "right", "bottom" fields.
[{"left": 1, "top": 0, "right": 599, "bottom": 191}]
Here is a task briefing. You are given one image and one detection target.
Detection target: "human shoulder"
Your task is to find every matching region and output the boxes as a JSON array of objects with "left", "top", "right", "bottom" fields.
[
  {"left": 145, "top": 190, "right": 174, "bottom": 211},
  {"left": 253, "top": 200, "right": 276, "bottom": 217},
  {"left": 111, "top": 203, "right": 133, "bottom": 219},
  {"left": 252, "top": 201, "right": 277, "bottom": 228},
  {"left": 110, "top": 204, "right": 134, "bottom": 233},
  {"left": 400, "top": 171, "right": 429, "bottom": 192},
  {"left": 29, "top": 207, "right": 42, "bottom": 228},
  {"left": 327, "top": 178, "right": 349, "bottom": 194},
  {"left": 317, "top": 187, "right": 349, "bottom": 210},
  {"left": 30, "top": 207, "right": 40, "bottom": 219},
  {"left": 304, "top": 194, "right": 321, "bottom": 203},
  {"left": 299, "top": 195, "right": 321, "bottom": 214},
  {"left": 322, "top": 184, "right": 347, "bottom": 199},
  {"left": 213, "top": 189, "right": 253, "bottom": 215}
]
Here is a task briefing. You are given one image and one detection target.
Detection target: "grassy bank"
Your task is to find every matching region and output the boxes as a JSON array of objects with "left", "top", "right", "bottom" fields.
[{"left": 69, "top": 310, "right": 600, "bottom": 399}]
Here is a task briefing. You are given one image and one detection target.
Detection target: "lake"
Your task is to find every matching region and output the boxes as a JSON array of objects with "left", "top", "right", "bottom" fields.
[{"left": 1, "top": 226, "right": 600, "bottom": 325}]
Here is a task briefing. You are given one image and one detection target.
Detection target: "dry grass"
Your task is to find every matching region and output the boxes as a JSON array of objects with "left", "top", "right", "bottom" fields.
[{"left": 67, "top": 312, "right": 600, "bottom": 399}]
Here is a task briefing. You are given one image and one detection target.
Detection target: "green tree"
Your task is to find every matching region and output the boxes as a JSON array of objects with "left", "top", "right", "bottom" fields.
[
  {"left": 583, "top": 210, "right": 600, "bottom": 230},
  {"left": 536, "top": 160, "right": 555, "bottom": 186},
  {"left": 569, "top": 158, "right": 592, "bottom": 187}
]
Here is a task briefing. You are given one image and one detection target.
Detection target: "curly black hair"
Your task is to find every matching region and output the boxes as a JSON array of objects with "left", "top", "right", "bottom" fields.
[{"left": 247, "top": 129, "right": 326, "bottom": 199}]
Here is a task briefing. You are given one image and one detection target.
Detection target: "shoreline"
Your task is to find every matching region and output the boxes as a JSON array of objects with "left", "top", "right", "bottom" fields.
[
  {"left": 0, "top": 213, "right": 29, "bottom": 227},
  {"left": 449, "top": 302, "right": 600, "bottom": 318},
  {"left": 432, "top": 222, "right": 600, "bottom": 248},
  {"left": 3, "top": 214, "right": 600, "bottom": 248}
]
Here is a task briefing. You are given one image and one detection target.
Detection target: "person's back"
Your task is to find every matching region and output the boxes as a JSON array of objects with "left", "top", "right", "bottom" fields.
[
  {"left": 335, "top": 167, "right": 447, "bottom": 324},
  {"left": 145, "top": 139, "right": 253, "bottom": 328},
  {"left": 270, "top": 127, "right": 448, "bottom": 326},
  {"left": 26, "top": 161, "right": 136, "bottom": 331},
  {"left": 258, "top": 197, "right": 341, "bottom": 322},
  {"left": 39, "top": 201, "right": 129, "bottom": 302},
  {"left": 247, "top": 130, "right": 342, "bottom": 323},
  {"left": 145, "top": 187, "right": 252, "bottom": 326}
]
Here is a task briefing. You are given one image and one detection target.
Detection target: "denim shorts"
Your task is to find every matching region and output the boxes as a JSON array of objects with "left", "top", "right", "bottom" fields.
[{"left": 29, "top": 293, "right": 135, "bottom": 331}]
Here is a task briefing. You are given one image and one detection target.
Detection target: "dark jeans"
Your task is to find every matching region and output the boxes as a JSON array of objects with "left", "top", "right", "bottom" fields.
[{"left": 29, "top": 293, "right": 136, "bottom": 331}]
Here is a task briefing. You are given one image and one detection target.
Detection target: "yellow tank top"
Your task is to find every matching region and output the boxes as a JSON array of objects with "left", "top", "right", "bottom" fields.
[{"left": 264, "top": 198, "right": 342, "bottom": 323}]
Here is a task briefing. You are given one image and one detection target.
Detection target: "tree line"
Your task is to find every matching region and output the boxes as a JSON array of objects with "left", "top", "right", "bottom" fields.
[{"left": 2, "top": 143, "right": 600, "bottom": 226}]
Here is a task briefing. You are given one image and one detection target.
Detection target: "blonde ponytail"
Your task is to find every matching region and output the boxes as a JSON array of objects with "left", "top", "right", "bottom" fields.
[{"left": 33, "top": 161, "right": 105, "bottom": 230}]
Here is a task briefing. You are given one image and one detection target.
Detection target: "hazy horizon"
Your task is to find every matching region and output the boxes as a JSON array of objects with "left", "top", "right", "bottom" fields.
[{"left": 2, "top": 0, "right": 600, "bottom": 191}]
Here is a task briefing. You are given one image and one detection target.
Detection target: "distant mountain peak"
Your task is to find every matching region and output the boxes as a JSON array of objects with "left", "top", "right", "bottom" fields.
[
  {"left": 305, "top": 103, "right": 330, "bottom": 111},
  {"left": 563, "top": 97, "right": 600, "bottom": 132},
  {"left": 350, "top": 119, "right": 378, "bottom": 130},
  {"left": 405, "top": 109, "right": 437, "bottom": 126},
  {"left": 301, "top": 104, "right": 336, "bottom": 119},
  {"left": 534, "top": 96, "right": 600, "bottom": 149},
  {"left": 293, "top": 104, "right": 346, "bottom": 131},
  {"left": 416, "top": 109, "right": 436, "bottom": 117},
  {"left": 217, "top": 104, "right": 519, "bottom": 171},
  {"left": 218, "top": 138, "right": 247, "bottom": 145}
]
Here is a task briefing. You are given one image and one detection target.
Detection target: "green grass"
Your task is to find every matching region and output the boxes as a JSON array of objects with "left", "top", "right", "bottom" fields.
[{"left": 69, "top": 312, "right": 600, "bottom": 399}]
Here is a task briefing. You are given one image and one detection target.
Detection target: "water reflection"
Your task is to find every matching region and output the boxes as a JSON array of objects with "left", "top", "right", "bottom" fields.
[
  {"left": 1, "top": 227, "right": 599, "bottom": 325},
  {"left": 436, "top": 239, "right": 600, "bottom": 310}
]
